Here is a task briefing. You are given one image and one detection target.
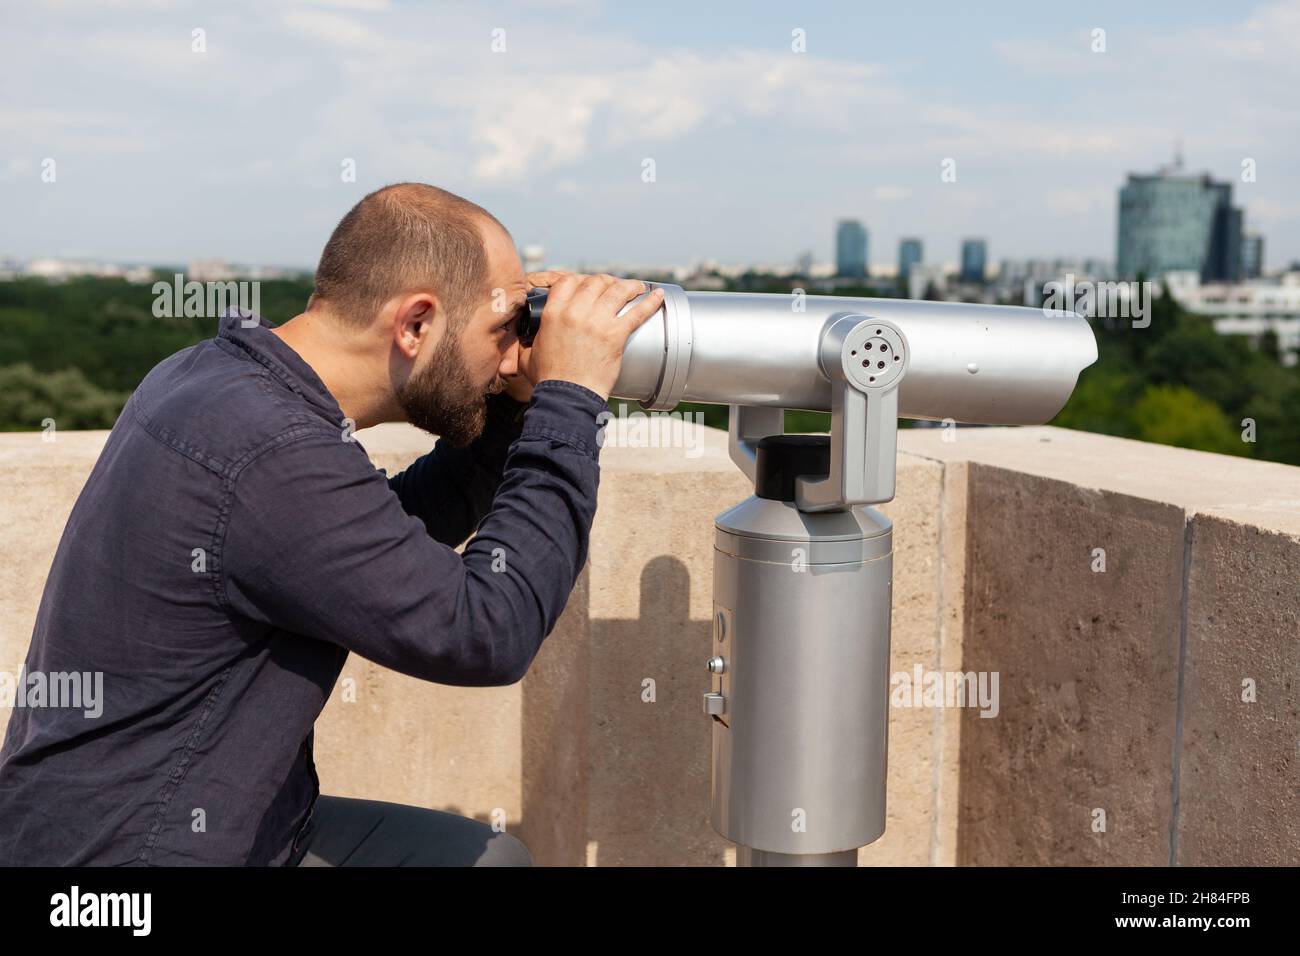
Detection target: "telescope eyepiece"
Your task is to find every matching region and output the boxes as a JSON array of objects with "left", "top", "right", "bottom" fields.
[
  {"left": 516, "top": 288, "right": 547, "bottom": 346},
  {"left": 515, "top": 282, "right": 659, "bottom": 347}
]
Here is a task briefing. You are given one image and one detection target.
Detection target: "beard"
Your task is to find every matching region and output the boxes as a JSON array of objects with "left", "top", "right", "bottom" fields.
[{"left": 396, "top": 325, "right": 499, "bottom": 447}]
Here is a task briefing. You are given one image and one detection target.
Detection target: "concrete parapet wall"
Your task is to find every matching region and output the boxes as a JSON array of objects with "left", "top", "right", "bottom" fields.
[{"left": 2, "top": 421, "right": 1294, "bottom": 865}]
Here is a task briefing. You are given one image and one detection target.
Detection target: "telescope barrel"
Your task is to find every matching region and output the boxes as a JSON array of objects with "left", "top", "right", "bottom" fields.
[{"left": 599, "top": 285, "right": 1097, "bottom": 424}]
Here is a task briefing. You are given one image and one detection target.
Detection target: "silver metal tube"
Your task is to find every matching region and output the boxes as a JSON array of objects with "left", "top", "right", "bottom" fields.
[
  {"left": 614, "top": 286, "right": 1097, "bottom": 424},
  {"left": 736, "top": 847, "right": 858, "bottom": 866},
  {"left": 710, "top": 502, "right": 893, "bottom": 860}
]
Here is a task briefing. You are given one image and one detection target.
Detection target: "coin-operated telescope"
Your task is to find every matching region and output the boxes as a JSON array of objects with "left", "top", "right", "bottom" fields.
[{"left": 523, "top": 284, "right": 1097, "bottom": 865}]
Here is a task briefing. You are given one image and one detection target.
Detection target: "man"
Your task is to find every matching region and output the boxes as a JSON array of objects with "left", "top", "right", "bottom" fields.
[{"left": 0, "top": 182, "right": 664, "bottom": 866}]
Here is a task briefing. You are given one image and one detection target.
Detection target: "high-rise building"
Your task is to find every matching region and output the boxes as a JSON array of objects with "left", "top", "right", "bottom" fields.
[
  {"left": 1116, "top": 164, "right": 1243, "bottom": 281},
  {"left": 898, "top": 238, "right": 923, "bottom": 283},
  {"left": 960, "top": 239, "right": 987, "bottom": 283},
  {"left": 1241, "top": 234, "right": 1265, "bottom": 279},
  {"left": 521, "top": 244, "right": 546, "bottom": 274},
  {"left": 1204, "top": 180, "right": 1243, "bottom": 282},
  {"left": 907, "top": 263, "right": 947, "bottom": 301},
  {"left": 836, "top": 220, "right": 868, "bottom": 278}
]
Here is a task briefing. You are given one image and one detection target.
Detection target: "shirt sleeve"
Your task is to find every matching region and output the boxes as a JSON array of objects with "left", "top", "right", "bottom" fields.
[
  {"left": 219, "top": 379, "right": 609, "bottom": 687},
  {"left": 385, "top": 390, "right": 529, "bottom": 548}
]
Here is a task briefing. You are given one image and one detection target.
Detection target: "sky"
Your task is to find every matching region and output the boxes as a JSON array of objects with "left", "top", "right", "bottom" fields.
[{"left": 2, "top": 0, "right": 1298, "bottom": 272}]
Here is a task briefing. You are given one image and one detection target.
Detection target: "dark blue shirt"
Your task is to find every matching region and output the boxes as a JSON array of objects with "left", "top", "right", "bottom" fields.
[{"left": 0, "top": 311, "right": 608, "bottom": 865}]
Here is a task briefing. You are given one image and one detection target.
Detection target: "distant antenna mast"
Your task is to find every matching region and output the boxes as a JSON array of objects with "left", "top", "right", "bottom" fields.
[{"left": 1173, "top": 137, "right": 1184, "bottom": 172}]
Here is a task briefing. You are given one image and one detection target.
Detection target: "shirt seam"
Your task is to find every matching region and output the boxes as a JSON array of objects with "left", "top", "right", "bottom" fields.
[
  {"left": 131, "top": 363, "right": 332, "bottom": 479},
  {"left": 211, "top": 427, "right": 369, "bottom": 614},
  {"left": 133, "top": 393, "right": 236, "bottom": 479},
  {"left": 137, "top": 663, "right": 236, "bottom": 865},
  {"left": 519, "top": 425, "right": 603, "bottom": 460},
  {"left": 128, "top": 405, "right": 342, "bottom": 613},
  {"left": 532, "top": 379, "right": 607, "bottom": 405},
  {"left": 216, "top": 320, "right": 336, "bottom": 415}
]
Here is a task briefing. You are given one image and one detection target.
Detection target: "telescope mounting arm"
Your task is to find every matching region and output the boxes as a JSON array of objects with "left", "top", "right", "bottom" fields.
[
  {"left": 726, "top": 405, "right": 784, "bottom": 484},
  {"left": 727, "top": 314, "right": 909, "bottom": 513}
]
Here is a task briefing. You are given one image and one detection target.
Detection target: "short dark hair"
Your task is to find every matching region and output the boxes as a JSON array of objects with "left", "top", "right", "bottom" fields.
[{"left": 309, "top": 182, "right": 508, "bottom": 331}]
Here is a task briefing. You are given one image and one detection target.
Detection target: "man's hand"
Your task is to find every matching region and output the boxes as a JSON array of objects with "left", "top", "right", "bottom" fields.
[
  {"left": 501, "top": 370, "right": 534, "bottom": 404},
  {"left": 521, "top": 271, "right": 665, "bottom": 401}
]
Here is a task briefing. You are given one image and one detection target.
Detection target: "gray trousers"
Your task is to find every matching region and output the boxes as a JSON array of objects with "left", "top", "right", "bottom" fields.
[{"left": 287, "top": 795, "right": 534, "bottom": 867}]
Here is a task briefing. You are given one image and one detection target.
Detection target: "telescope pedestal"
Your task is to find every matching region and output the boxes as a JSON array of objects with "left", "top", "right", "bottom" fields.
[
  {"left": 709, "top": 441, "right": 893, "bottom": 866},
  {"left": 707, "top": 314, "right": 907, "bottom": 867},
  {"left": 736, "top": 847, "right": 859, "bottom": 867}
]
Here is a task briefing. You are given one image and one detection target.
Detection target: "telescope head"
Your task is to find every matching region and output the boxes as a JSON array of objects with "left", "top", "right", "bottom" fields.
[{"left": 518, "top": 283, "right": 1097, "bottom": 510}]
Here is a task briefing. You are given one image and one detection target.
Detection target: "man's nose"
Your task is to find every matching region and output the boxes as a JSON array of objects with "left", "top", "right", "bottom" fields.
[{"left": 498, "top": 341, "right": 520, "bottom": 378}]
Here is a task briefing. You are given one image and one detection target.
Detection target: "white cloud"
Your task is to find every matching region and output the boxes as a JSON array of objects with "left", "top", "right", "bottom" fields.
[
  {"left": 291, "top": 0, "right": 392, "bottom": 10},
  {"left": 873, "top": 185, "right": 911, "bottom": 201},
  {"left": 280, "top": 9, "right": 386, "bottom": 48},
  {"left": 1045, "top": 187, "right": 1112, "bottom": 217}
]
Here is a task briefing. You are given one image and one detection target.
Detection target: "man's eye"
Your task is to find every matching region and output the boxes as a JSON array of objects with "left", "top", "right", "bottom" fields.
[{"left": 500, "top": 302, "right": 526, "bottom": 331}]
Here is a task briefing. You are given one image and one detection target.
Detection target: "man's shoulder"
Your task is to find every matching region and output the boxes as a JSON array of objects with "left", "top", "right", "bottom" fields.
[{"left": 129, "top": 336, "right": 340, "bottom": 477}]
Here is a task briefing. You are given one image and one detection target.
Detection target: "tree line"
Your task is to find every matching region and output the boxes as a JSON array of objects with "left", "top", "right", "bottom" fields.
[{"left": 1, "top": 274, "right": 1296, "bottom": 466}]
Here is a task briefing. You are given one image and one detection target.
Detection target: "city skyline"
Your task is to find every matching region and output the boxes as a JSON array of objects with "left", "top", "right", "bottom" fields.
[{"left": 4, "top": 154, "right": 1286, "bottom": 281}]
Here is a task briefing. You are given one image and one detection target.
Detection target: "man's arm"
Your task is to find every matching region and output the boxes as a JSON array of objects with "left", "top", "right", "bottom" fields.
[
  {"left": 219, "top": 379, "right": 606, "bottom": 687},
  {"left": 385, "top": 390, "right": 530, "bottom": 548}
]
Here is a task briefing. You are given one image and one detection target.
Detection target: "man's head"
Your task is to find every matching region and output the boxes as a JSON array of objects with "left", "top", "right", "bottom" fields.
[{"left": 307, "top": 182, "right": 529, "bottom": 445}]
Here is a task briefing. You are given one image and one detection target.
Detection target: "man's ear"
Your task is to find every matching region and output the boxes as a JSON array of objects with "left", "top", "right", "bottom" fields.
[{"left": 393, "top": 293, "right": 441, "bottom": 358}]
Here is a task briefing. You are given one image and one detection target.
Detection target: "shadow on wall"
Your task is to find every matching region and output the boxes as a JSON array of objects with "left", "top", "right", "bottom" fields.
[{"left": 521, "top": 555, "right": 729, "bottom": 867}]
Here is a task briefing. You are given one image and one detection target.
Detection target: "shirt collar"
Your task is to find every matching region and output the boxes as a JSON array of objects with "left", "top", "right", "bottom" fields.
[{"left": 216, "top": 307, "right": 347, "bottom": 426}]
